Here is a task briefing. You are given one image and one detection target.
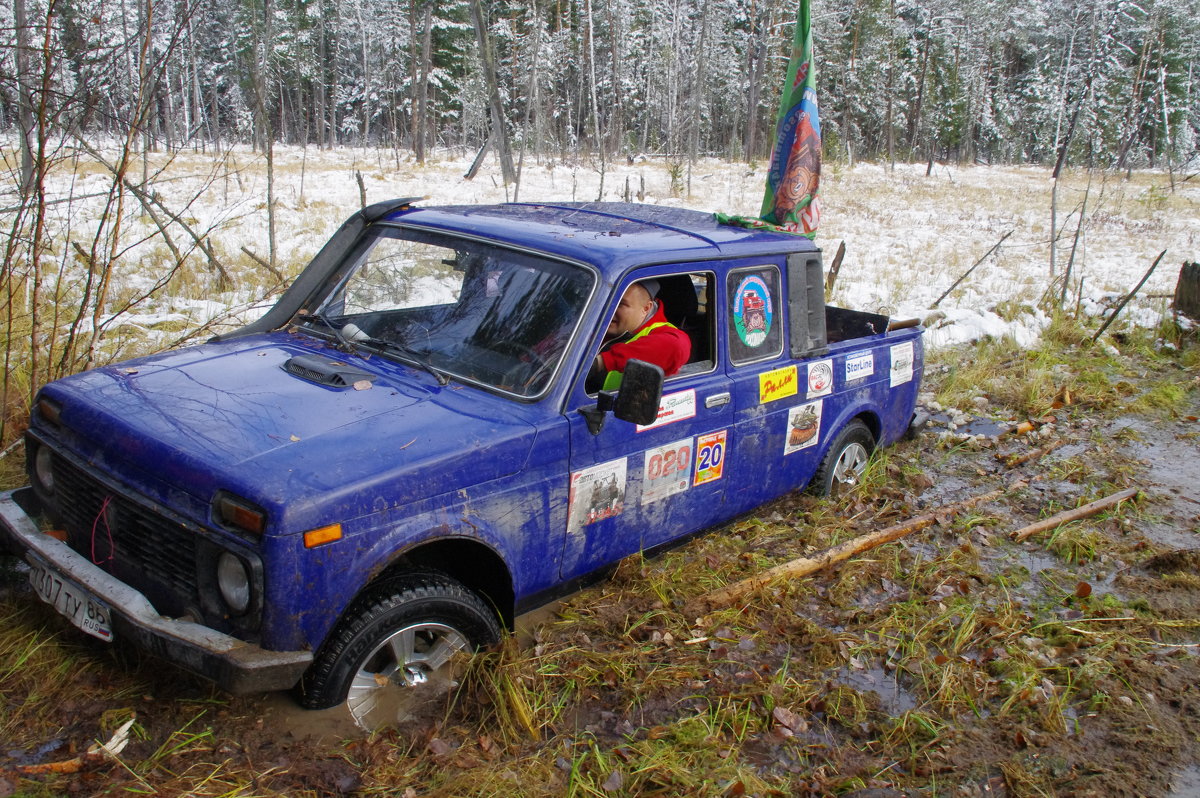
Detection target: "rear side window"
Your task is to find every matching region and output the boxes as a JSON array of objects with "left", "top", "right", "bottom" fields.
[{"left": 727, "top": 266, "right": 783, "bottom": 365}]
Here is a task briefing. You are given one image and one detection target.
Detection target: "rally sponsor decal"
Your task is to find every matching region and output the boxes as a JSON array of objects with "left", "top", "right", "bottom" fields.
[
  {"left": 641, "top": 438, "right": 693, "bottom": 504},
  {"left": 890, "top": 341, "right": 914, "bottom": 387},
  {"left": 759, "top": 365, "right": 798, "bottom": 404},
  {"left": 807, "top": 359, "right": 833, "bottom": 398},
  {"left": 845, "top": 351, "right": 874, "bottom": 382},
  {"left": 732, "top": 275, "right": 773, "bottom": 347},
  {"left": 784, "top": 400, "right": 823, "bottom": 455},
  {"left": 637, "top": 389, "right": 697, "bottom": 432},
  {"left": 567, "top": 458, "right": 627, "bottom": 534},
  {"left": 693, "top": 430, "right": 728, "bottom": 486}
]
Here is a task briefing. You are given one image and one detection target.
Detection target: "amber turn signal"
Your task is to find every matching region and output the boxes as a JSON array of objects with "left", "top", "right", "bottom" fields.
[
  {"left": 304, "top": 523, "right": 342, "bottom": 548},
  {"left": 213, "top": 493, "right": 267, "bottom": 536}
]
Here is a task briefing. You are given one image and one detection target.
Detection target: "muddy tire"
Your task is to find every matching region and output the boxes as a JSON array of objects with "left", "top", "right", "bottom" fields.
[
  {"left": 298, "top": 571, "right": 501, "bottom": 730},
  {"left": 809, "top": 419, "right": 875, "bottom": 497}
]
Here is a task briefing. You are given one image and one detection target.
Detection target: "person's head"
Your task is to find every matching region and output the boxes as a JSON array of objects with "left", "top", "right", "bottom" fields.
[{"left": 606, "top": 282, "right": 656, "bottom": 338}]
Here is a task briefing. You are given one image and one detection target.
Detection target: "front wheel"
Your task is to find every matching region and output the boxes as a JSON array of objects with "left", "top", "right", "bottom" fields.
[
  {"left": 809, "top": 419, "right": 875, "bottom": 497},
  {"left": 298, "top": 571, "right": 501, "bottom": 730}
]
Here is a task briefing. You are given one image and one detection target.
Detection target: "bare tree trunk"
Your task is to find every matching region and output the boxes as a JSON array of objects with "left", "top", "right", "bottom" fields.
[
  {"left": 469, "top": 0, "right": 515, "bottom": 184},
  {"left": 414, "top": 3, "right": 432, "bottom": 163},
  {"left": 604, "top": 0, "right": 625, "bottom": 155},
  {"left": 907, "top": 18, "right": 931, "bottom": 153},
  {"left": 584, "top": 0, "right": 606, "bottom": 195},
  {"left": 13, "top": 0, "right": 37, "bottom": 194},
  {"left": 743, "top": 12, "right": 765, "bottom": 161},
  {"left": 358, "top": 0, "right": 371, "bottom": 143},
  {"left": 248, "top": 0, "right": 278, "bottom": 265},
  {"left": 688, "top": 0, "right": 710, "bottom": 172},
  {"left": 513, "top": 0, "right": 542, "bottom": 202},
  {"left": 885, "top": 0, "right": 895, "bottom": 169},
  {"left": 317, "top": 5, "right": 328, "bottom": 148}
]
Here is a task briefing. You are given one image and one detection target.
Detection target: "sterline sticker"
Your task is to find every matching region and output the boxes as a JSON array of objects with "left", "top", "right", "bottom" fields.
[
  {"left": 845, "top": 351, "right": 874, "bottom": 382},
  {"left": 807, "top": 359, "right": 833, "bottom": 398},
  {"left": 784, "top": 400, "right": 823, "bottom": 455},
  {"left": 693, "top": 430, "right": 728, "bottom": 486},
  {"left": 641, "top": 438, "right": 693, "bottom": 504},
  {"left": 567, "top": 458, "right": 627, "bottom": 534},
  {"left": 890, "top": 341, "right": 914, "bottom": 387},
  {"left": 759, "top": 365, "right": 798, "bottom": 404},
  {"left": 637, "top": 389, "right": 697, "bottom": 432}
]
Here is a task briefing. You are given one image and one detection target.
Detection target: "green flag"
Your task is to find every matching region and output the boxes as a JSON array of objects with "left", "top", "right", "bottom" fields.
[{"left": 716, "top": 0, "right": 821, "bottom": 237}]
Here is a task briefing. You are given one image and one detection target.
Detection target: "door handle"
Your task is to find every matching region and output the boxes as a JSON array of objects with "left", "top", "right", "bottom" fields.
[{"left": 705, "top": 392, "right": 731, "bottom": 408}]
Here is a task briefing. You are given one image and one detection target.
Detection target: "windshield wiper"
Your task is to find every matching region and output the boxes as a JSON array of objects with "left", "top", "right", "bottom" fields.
[
  {"left": 345, "top": 332, "right": 450, "bottom": 387},
  {"left": 298, "top": 311, "right": 450, "bottom": 386},
  {"left": 300, "top": 311, "right": 359, "bottom": 353},
  {"left": 377, "top": 339, "right": 450, "bottom": 386}
]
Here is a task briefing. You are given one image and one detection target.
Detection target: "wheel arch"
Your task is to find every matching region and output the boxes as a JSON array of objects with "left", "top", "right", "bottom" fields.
[
  {"left": 822, "top": 406, "right": 881, "bottom": 459},
  {"left": 378, "top": 537, "right": 517, "bottom": 630},
  {"left": 853, "top": 408, "right": 881, "bottom": 445}
]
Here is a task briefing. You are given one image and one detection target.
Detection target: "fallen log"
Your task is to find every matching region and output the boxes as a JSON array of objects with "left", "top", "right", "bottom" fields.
[
  {"left": 1011, "top": 488, "right": 1140, "bottom": 543},
  {"left": 931, "top": 230, "right": 1013, "bottom": 308},
  {"left": 699, "top": 486, "right": 1010, "bottom": 609},
  {"left": 1092, "top": 250, "right": 1166, "bottom": 343}
]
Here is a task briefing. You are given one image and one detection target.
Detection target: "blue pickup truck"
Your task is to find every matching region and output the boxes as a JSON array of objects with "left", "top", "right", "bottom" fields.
[{"left": 1, "top": 200, "right": 922, "bottom": 729}]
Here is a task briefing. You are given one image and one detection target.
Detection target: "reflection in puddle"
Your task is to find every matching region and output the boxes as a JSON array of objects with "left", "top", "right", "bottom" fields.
[
  {"left": 258, "top": 691, "right": 365, "bottom": 742},
  {"left": 834, "top": 665, "right": 919, "bottom": 716},
  {"left": 1170, "top": 764, "right": 1200, "bottom": 798}
]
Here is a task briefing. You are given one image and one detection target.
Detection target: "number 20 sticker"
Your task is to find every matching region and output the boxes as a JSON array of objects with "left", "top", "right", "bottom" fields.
[{"left": 693, "top": 430, "right": 728, "bottom": 486}]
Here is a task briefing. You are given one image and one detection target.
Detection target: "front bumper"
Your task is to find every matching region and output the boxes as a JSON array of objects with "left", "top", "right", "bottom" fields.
[{"left": 0, "top": 487, "right": 311, "bottom": 695}]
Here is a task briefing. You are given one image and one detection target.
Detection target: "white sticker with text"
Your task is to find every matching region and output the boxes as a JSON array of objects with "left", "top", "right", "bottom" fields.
[
  {"left": 637, "top": 390, "right": 697, "bottom": 432},
  {"left": 845, "top": 351, "right": 874, "bottom": 382},
  {"left": 890, "top": 341, "right": 914, "bottom": 387}
]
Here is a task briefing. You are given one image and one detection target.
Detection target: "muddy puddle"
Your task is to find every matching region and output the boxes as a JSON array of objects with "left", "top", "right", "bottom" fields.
[
  {"left": 256, "top": 692, "right": 364, "bottom": 743},
  {"left": 832, "top": 665, "right": 919, "bottom": 716},
  {"left": 1171, "top": 765, "right": 1200, "bottom": 798},
  {"left": 1107, "top": 414, "right": 1200, "bottom": 550}
]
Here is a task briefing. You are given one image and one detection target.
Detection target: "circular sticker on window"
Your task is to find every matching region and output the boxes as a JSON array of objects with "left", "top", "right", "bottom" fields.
[{"left": 733, "top": 275, "right": 773, "bottom": 348}]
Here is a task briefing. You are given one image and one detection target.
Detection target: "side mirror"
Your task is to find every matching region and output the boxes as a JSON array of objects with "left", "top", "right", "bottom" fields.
[
  {"left": 580, "top": 359, "right": 665, "bottom": 435},
  {"left": 612, "top": 360, "right": 664, "bottom": 426}
]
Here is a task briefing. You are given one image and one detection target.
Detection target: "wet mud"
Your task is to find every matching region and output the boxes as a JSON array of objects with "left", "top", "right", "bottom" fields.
[{"left": 2, "top": 355, "right": 1198, "bottom": 797}]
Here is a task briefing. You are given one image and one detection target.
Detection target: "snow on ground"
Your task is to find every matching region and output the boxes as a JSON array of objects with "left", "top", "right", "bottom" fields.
[{"left": 28, "top": 144, "right": 1200, "bottom": 352}]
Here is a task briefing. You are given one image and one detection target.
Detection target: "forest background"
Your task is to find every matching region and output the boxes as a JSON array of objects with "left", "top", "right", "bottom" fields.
[
  {"left": 1, "top": 0, "right": 1199, "bottom": 448},
  {"left": 6, "top": 0, "right": 1199, "bottom": 174}
]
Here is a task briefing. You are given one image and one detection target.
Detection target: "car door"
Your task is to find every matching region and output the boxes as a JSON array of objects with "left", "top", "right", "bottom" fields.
[
  {"left": 560, "top": 269, "right": 735, "bottom": 581},
  {"left": 722, "top": 260, "right": 830, "bottom": 514}
]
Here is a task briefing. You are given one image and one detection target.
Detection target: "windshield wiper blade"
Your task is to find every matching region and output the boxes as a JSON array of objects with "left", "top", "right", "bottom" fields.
[
  {"left": 346, "top": 333, "right": 450, "bottom": 387},
  {"left": 300, "top": 311, "right": 359, "bottom": 353},
  {"left": 378, "top": 340, "right": 450, "bottom": 386},
  {"left": 298, "top": 312, "right": 449, "bottom": 386}
]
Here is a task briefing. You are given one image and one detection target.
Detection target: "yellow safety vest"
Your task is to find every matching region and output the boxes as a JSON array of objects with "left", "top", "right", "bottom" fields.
[{"left": 601, "top": 321, "right": 674, "bottom": 391}]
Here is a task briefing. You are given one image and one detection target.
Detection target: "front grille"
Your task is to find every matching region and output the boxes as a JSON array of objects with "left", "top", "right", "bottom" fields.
[{"left": 51, "top": 455, "right": 200, "bottom": 617}]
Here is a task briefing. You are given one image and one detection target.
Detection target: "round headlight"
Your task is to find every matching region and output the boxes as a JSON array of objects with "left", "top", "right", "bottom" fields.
[
  {"left": 33, "top": 445, "right": 55, "bottom": 495},
  {"left": 216, "top": 552, "right": 251, "bottom": 614}
]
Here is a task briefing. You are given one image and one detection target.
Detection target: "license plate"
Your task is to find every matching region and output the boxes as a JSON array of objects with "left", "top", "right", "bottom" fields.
[{"left": 28, "top": 561, "right": 114, "bottom": 642}]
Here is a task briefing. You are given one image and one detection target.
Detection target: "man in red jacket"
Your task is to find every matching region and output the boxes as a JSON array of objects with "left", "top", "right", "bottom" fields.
[{"left": 588, "top": 279, "right": 691, "bottom": 392}]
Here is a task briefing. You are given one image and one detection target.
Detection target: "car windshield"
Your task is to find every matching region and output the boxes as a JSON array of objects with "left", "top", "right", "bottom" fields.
[{"left": 307, "top": 226, "right": 594, "bottom": 397}]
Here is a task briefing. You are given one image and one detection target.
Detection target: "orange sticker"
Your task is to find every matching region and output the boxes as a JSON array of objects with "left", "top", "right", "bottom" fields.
[
  {"left": 693, "top": 430, "right": 728, "bottom": 486},
  {"left": 759, "top": 365, "right": 798, "bottom": 404}
]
